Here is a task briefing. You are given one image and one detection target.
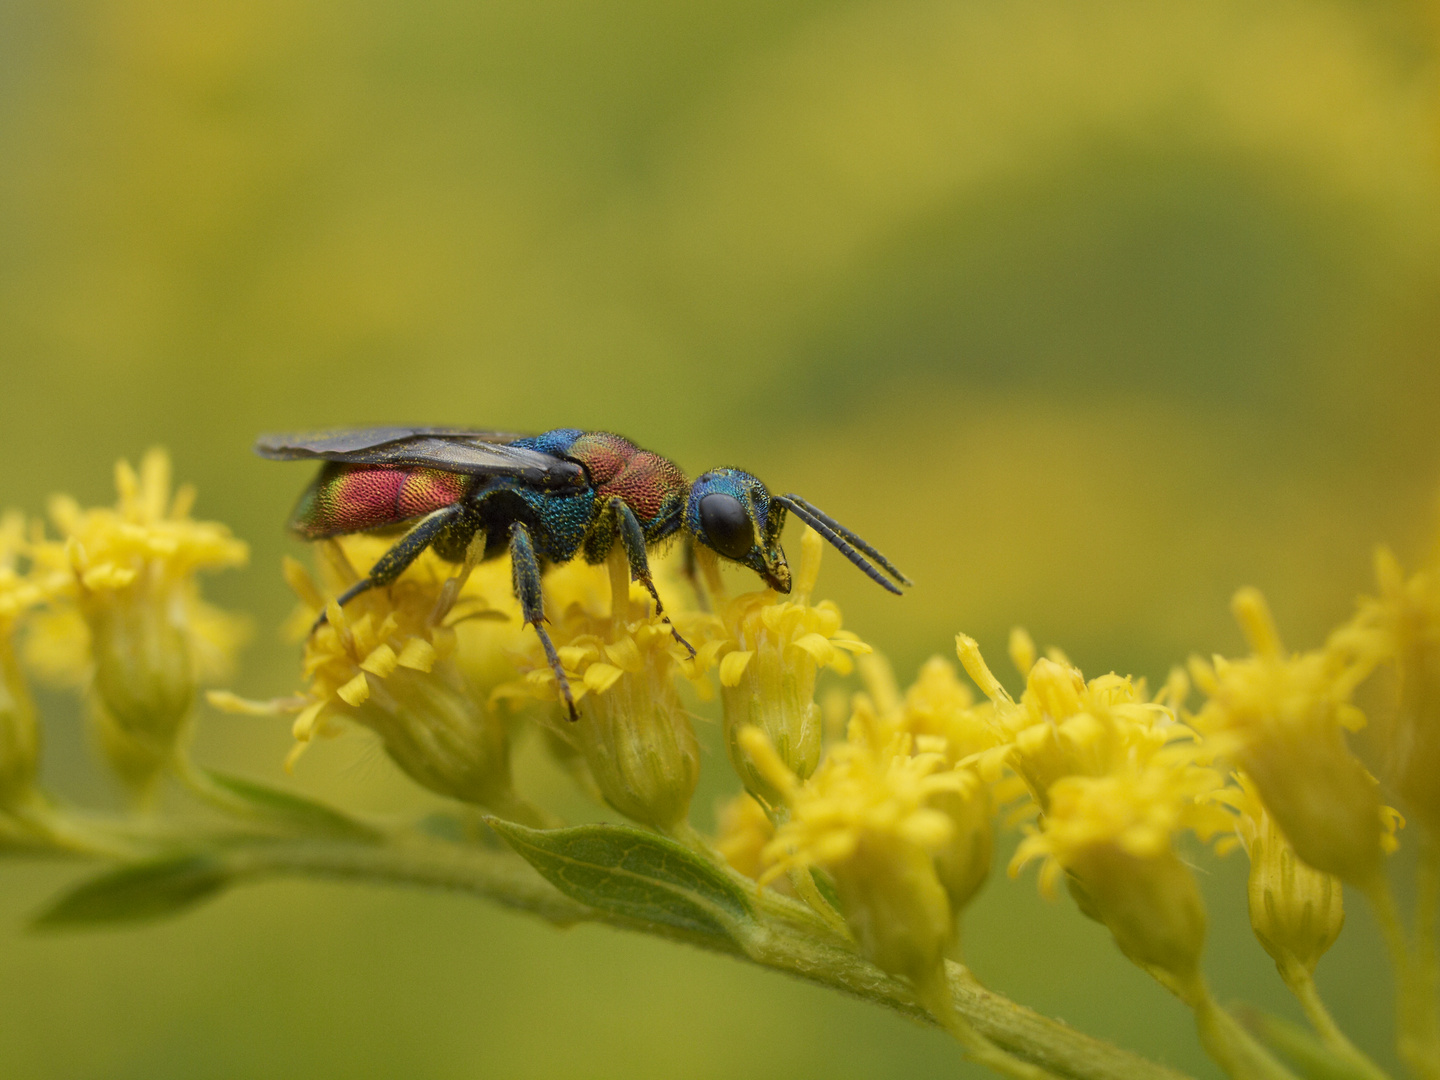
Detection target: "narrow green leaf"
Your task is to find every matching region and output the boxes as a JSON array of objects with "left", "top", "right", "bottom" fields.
[
  {"left": 487, "top": 820, "right": 755, "bottom": 946},
  {"left": 203, "top": 770, "right": 382, "bottom": 840},
  {"left": 32, "top": 855, "right": 229, "bottom": 929}
]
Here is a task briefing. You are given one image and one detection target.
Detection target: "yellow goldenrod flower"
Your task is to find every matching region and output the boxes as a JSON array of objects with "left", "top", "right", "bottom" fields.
[
  {"left": 1341, "top": 546, "right": 1440, "bottom": 835},
  {"left": 743, "top": 699, "right": 972, "bottom": 986},
  {"left": 1012, "top": 764, "right": 1226, "bottom": 995},
  {"left": 714, "top": 790, "right": 775, "bottom": 880},
  {"left": 958, "top": 636, "right": 1191, "bottom": 813},
  {"left": 0, "top": 513, "right": 51, "bottom": 809},
  {"left": 27, "top": 450, "right": 247, "bottom": 797},
  {"left": 718, "top": 527, "right": 871, "bottom": 812},
  {"left": 213, "top": 539, "right": 518, "bottom": 812},
  {"left": 1190, "top": 587, "right": 1388, "bottom": 888},
  {"left": 865, "top": 655, "right": 1006, "bottom": 912},
  {"left": 509, "top": 553, "right": 714, "bottom": 832},
  {"left": 1224, "top": 774, "right": 1344, "bottom": 977}
]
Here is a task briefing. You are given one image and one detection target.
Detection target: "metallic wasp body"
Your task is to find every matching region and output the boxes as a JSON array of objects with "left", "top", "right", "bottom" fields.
[{"left": 256, "top": 427, "right": 910, "bottom": 718}]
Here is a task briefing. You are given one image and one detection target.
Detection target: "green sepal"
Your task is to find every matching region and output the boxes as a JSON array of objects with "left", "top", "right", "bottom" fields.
[
  {"left": 487, "top": 819, "right": 756, "bottom": 947},
  {"left": 31, "top": 854, "right": 230, "bottom": 929},
  {"left": 203, "top": 769, "right": 382, "bottom": 840}
]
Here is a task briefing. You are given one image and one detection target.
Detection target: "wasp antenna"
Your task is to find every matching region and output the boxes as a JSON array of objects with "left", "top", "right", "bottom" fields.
[
  {"left": 776, "top": 496, "right": 904, "bottom": 595},
  {"left": 782, "top": 494, "right": 913, "bottom": 587}
]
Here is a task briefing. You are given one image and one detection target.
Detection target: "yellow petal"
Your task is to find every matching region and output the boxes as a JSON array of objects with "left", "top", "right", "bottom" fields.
[
  {"left": 396, "top": 637, "right": 438, "bottom": 672},
  {"left": 336, "top": 672, "right": 370, "bottom": 706},
  {"left": 360, "top": 643, "right": 398, "bottom": 678},
  {"left": 719, "top": 650, "right": 754, "bottom": 687},
  {"left": 583, "top": 663, "right": 625, "bottom": 694},
  {"left": 793, "top": 633, "right": 836, "bottom": 667}
]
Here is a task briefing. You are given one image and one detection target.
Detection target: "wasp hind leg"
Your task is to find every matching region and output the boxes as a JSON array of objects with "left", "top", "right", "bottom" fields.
[
  {"left": 311, "top": 505, "right": 465, "bottom": 633},
  {"left": 509, "top": 521, "right": 578, "bottom": 721},
  {"left": 609, "top": 499, "right": 695, "bottom": 659}
]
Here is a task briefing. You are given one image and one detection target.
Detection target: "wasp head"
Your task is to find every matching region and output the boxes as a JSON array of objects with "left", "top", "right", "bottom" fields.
[{"left": 686, "top": 468, "right": 791, "bottom": 592}]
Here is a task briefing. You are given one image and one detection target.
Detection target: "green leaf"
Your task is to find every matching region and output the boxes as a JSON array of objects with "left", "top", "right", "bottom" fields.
[
  {"left": 487, "top": 820, "right": 756, "bottom": 946},
  {"left": 32, "top": 855, "right": 230, "bottom": 929},
  {"left": 203, "top": 770, "right": 382, "bottom": 840}
]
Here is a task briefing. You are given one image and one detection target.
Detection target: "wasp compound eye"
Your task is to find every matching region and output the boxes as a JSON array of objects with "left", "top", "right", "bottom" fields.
[{"left": 698, "top": 493, "right": 753, "bottom": 560}]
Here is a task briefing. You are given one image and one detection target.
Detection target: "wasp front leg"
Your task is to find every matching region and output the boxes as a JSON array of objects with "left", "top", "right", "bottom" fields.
[
  {"left": 509, "top": 521, "right": 578, "bottom": 721},
  {"left": 605, "top": 498, "right": 695, "bottom": 658}
]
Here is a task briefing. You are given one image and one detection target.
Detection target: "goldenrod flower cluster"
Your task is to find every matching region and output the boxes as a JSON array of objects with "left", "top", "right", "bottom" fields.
[
  {"left": 6, "top": 450, "right": 1440, "bottom": 1080},
  {"left": 2, "top": 451, "right": 248, "bottom": 799}
]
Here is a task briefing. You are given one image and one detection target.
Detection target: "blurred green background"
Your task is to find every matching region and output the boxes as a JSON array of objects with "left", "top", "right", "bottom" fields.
[{"left": 2, "top": 0, "right": 1439, "bottom": 1076}]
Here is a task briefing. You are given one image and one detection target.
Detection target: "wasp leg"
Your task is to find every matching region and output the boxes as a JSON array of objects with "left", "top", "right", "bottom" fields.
[
  {"left": 607, "top": 499, "right": 695, "bottom": 658},
  {"left": 509, "top": 521, "right": 578, "bottom": 721},
  {"left": 312, "top": 505, "right": 465, "bottom": 632}
]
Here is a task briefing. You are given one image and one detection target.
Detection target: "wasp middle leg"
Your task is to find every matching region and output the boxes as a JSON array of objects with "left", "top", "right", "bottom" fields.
[{"left": 509, "top": 520, "right": 578, "bottom": 721}]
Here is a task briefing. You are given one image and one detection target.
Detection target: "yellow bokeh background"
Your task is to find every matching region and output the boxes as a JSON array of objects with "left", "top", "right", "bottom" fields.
[{"left": 2, "top": 1, "right": 1438, "bottom": 1076}]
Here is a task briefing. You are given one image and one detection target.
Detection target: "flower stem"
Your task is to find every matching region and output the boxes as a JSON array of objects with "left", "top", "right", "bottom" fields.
[
  {"left": 1276, "top": 957, "right": 1392, "bottom": 1080},
  {"left": 1367, "top": 877, "right": 1440, "bottom": 1080},
  {"left": 919, "top": 968, "right": 1062, "bottom": 1080},
  {"left": 1186, "top": 976, "right": 1302, "bottom": 1080},
  {"left": 201, "top": 833, "right": 1192, "bottom": 1080}
]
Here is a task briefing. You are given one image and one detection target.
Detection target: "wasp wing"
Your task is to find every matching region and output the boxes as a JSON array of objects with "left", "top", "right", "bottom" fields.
[{"left": 254, "top": 428, "right": 584, "bottom": 488}]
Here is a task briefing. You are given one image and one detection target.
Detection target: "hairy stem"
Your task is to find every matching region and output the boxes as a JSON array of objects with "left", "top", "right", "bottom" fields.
[
  {"left": 1277, "top": 958, "right": 1392, "bottom": 1080},
  {"left": 202, "top": 833, "right": 1193, "bottom": 1080},
  {"left": 1368, "top": 878, "right": 1440, "bottom": 1080}
]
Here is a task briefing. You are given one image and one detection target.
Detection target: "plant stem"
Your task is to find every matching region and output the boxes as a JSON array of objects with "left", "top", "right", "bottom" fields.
[
  {"left": 1277, "top": 958, "right": 1391, "bottom": 1080},
  {"left": 1188, "top": 979, "right": 1302, "bottom": 1080},
  {"left": 204, "top": 833, "right": 1194, "bottom": 1080},
  {"left": 1368, "top": 878, "right": 1440, "bottom": 1080}
]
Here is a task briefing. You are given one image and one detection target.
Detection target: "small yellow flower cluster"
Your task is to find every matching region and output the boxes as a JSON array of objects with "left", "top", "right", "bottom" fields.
[
  {"left": 955, "top": 635, "right": 1229, "bottom": 995},
  {"left": 1342, "top": 544, "right": 1440, "bottom": 836},
  {"left": 213, "top": 538, "right": 528, "bottom": 814},
  {"left": 501, "top": 553, "right": 716, "bottom": 831},
  {"left": 1189, "top": 588, "right": 1390, "bottom": 890},
  {"left": 741, "top": 698, "right": 979, "bottom": 987},
  {"left": 716, "top": 527, "right": 871, "bottom": 812},
  {"left": 20, "top": 451, "right": 248, "bottom": 797}
]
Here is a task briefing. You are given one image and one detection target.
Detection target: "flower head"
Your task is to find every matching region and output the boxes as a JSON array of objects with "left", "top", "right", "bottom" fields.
[
  {"left": 718, "top": 527, "right": 871, "bottom": 811},
  {"left": 1012, "top": 765, "right": 1216, "bottom": 993},
  {"left": 743, "top": 697, "right": 971, "bottom": 985},
  {"left": 214, "top": 538, "right": 515, "bottom": 810},
  {"left": 0, "top": 513, "right": 50, "bottom": 808},
  {"left": 1190, "top": 588, "right": 1388, "bottom": 888},
  {"left": 958, "top": 635, "right": 1193, "bottom": 812},
  {"left": 507, "top": 552, "right": 714, "bottom": 832},
  {"left": 1223, "top": 775, "right": 1345, "bottom": 977},
  {"left": 1340, "top": 545, "right": 1440, "bottom": 835},
  {"left": 27, "top": 450, "right": 248, "bottom": 796}
]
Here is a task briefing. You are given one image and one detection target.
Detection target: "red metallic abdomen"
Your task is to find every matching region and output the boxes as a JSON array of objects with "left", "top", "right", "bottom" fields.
[{"left": 291, "top": 463, "right": 470, "bottom": 538}]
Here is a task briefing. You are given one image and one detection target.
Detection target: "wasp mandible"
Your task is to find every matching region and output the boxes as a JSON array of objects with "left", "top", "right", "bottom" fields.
[{"left": 256, "top": 427, "right": 911, "bottom": 719}]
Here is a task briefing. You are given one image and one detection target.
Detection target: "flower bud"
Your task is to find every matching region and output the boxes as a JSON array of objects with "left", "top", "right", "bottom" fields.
[
  {"left": 720, "top": 528, "right": 868, "bottom": 811},
  {"left": 1246, "top": 801, "right": 1344, "bottom": 974},
  {"left": 1067, "top": 848, "right": 1208, "bottom": 993},
  {"left": 928, "top": 772, "right": 994, "bottom": 913},
  {"left": 88, "top": 591, "right": 195, "bottom": 753},
  {"left": 831, "top": 835, "right": 955, "bottom": 986},
  {"left": 565, "top": 648, "right": 699, "bottom": 832},
  {"left": 352, "top": 663, "right": 512, "bottom": 808},
  {"left": 1192, "top": 588, "right": 1385, "bottom": 888}
]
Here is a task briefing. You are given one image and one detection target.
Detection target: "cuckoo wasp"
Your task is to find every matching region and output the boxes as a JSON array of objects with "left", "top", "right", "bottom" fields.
[{"left": 256, "top": 427, "right": 911, "bottom": 718}]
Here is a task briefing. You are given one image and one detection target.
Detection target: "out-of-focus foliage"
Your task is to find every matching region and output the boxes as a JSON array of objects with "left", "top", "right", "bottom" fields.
[{"left": 0, "top": 1, "right": 1436, "bottom": 1077}]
